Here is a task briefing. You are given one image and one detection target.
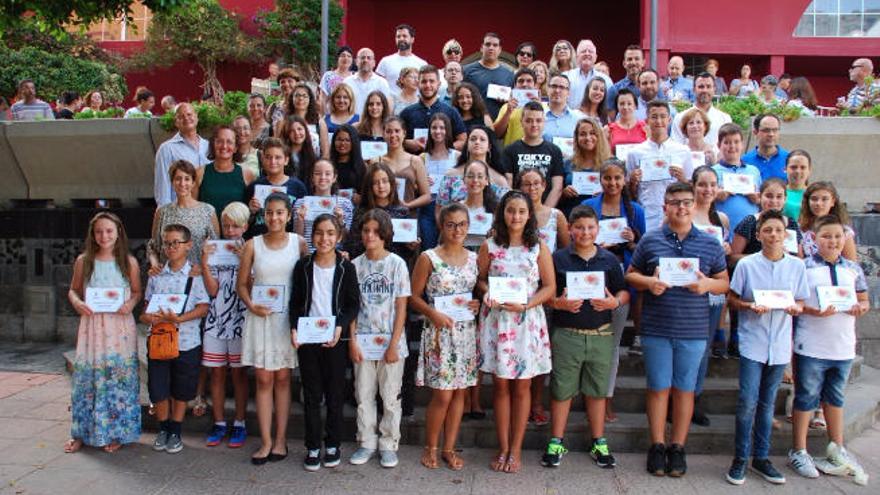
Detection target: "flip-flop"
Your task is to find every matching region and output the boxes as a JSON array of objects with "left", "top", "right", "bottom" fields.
[
  {"left": 421, "top": 446, "right": 439, "bottom": 469},
  {"left": 503, "top": 454, "right": 521, "bottom": 474},
  {"left": 441, "top": 450, "right": 465, "bottom": 471},
  {"left": 490, "top": 452, "right": 508, "bottom": 472},
  {"left": 103, "top": 442, "right": 122, "bottom": 453},
  {"left": 64, "top": 438, "right": 83, "bottom": 453}
]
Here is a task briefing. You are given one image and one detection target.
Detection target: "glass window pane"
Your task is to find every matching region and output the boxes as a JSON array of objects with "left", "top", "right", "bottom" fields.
[
  {"left": 794, "top": 14, "right": 816, "bottom": 36},
  {"left": 866, "top": 0, "right": 880, "bottom": 13},
  {"left": 840, "top": 0, "right": 861, "bottom": 14},
  {"left": 815, "top": 14, "right": 839, "bottom": 35},
  {"left": 813, "top": 0, "right": 839, "bottom": 14},
  {"left": 840, "top": 14, "right": 863, "bottom": 35},
  {"left": 865, "top": 14, "right": 880, "bottom": 34}
]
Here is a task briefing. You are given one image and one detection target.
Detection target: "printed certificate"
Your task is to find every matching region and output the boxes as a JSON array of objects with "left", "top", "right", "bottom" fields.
[
  {"left": 722, "top": 173, "right": 756, "bottom": 195},
  {"left": 468, "top": 212, "right": 493, "bottom": 235},
  {"left": 596, "top": 218, "right": 628, "bottom": 245},
  {"left": 361, "top": 141, "right": 388, "bottom": 161},
  {"left": 414, "top": 128, "right": 429, "bottom": 147},
  {"left": 658, "top": 257, "right": 699, "bottom": 287},
  {"left": 434, "top": 293, "right": 475, "bottom": 322},
  {"left": 566, "top": 271, "right": 606, "bottom": 300},
  {"left": 640, "top": 155, "right": 672, "bottom": 182},
  {"left": 571, "top": 171, "right": 601, "bottom": 195},
  {"left": 816, "top": 285, "right": 858, "bottom": 312},
  {"left": 145, "top": 293, "right": 186, "bottom": 314},
  {"left": 487, "top": 83, "right": 512, "bottom": 101},
  {"left": 753, "top": 289, "right": 795, "bottom": 310},
  {"left": 391, "top": 218, "right": 418, "bottom": 243},
  {"left": 694, "top": 223, "right": 724, "bottom": 245},
  {"left": 85, "top": 287, "right": 125, "bottom": 313},
  {"left": 552, "top": 137, "right": 575, "bottom": 160},
  {"left": 488, "top": 277, "right": 528, "bottom": 305},
  {"left": 254, "top": 184, "right": 287, "bottom": 208},
  {"left": 784, "top": 229, "right": 799, "bottom": 254},
  {"left": 296, "top": 316, "right": 337, "bottom": 344},
  {"left": 251, "top": 285, "right": 286, "bottom": 313},
  {"left": 206, "top": 240, "right": 240, "bottom": 266},
  {"left": 303, "top": 196, "right": 336, "bottom": 221}
]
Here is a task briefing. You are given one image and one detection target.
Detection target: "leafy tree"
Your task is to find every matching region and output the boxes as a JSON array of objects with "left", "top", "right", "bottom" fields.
[
  {"left": 0, "top": 0, "right": 193, "bottom": 36},
  {"left": 255, "top": 0, "right": 344, "bottom": 79},
  {"left": 132, "top": 0, "right": 255, "bottom": 105}
]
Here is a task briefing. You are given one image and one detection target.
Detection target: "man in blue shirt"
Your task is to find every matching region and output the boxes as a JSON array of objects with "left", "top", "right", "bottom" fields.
[
  {"left": 606, "top": 45, "right": 644, "bottom": 112},
  {"left": 463, "top": 32, "right": 514, "bottom": 120},
  {"left": 400, "top": 65, "right": 467, "bottom": 154},
  {"left": 742, "top": 114, "right": 789, "bottom": 181},
  {"left": 661, "top": 56, "right": 694, "bottom": 103},
  {"left": 626, "top": 181, "right": 729, "bottom": 478},
  {"left": 543, "top": 74, "right": 585, "bottom": 143}
]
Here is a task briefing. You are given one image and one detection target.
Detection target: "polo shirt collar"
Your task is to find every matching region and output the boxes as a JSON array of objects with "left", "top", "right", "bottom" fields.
[
  {"left": 811, "top": 253, "right": 844, "bottom": 266},
  {"left": 753, "top": 146, "right": 779, "bottom": 160},
  {"left": 565, "top": 244, "right": 598, "bottom": 263},
  {"left": 162, "top": 260, "right": 192, "bottom": 276},
  {"left": 546, "top": 106, "right": 570, "bottom": 118},
  {"left": 662, "top": 223, "right": 697, "bottom": 241},
  {"left": 718, "top": 160, "right": 746, "bottom": 171}
]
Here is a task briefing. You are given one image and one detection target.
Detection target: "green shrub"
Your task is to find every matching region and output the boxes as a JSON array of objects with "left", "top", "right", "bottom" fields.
[
  {"left": 73, "top": 107, "right": 125, "bottom": 119},
  {"left": 159, "top": 91, "right": 279, "bottom": 132}
]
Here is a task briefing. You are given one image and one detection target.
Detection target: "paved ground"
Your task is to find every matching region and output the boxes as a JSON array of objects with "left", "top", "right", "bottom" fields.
[{"left": 0, "top": 371, "right": 877, "bottom": 494}]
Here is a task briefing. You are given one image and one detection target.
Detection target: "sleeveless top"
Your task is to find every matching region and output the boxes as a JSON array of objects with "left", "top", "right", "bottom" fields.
[
  {"left": 381, "top": 155, "right": 420, "bottom": 205},
  {"left": 199, "top": 163, "right": 247, "bottom": 221},
  {"left": 87, "top": 259, "right": 130, "bottom": 289},
  {"left": 324, "top": 113, "right": 360, "bottom": 134},
  {"left": 253, "top": 233, "right": 301, "bottom": 313},
  {"left": 537, "top": 208, "right": 560, "bottom": 252}
]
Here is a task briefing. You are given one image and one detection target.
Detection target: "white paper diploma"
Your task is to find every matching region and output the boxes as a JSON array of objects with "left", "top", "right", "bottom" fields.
[
  {"left": 511, "top": 88, "right": 540, "bottom": 103},
  {"left": 487, "top": 83, "right": 512, "bottom": 101},
  {"left": 413, "top": 128, "right": 429, "bottom": 147},
  {"left": 356, "top": 333, "right": 396, "bottom": 360},
  {"left": 146, "top": 293, "right": 186, "bottom": 314},
  {"left": 723, "top": 173, "right": 756, "bottom": 195},
  {"left": 690, "top": 151, "right": 707, "bottom": 167},
  {"left": 615, "top": 143, "right": 638, "bottom": 162},
  {"left": 571, "top": 171, "right": 601, "bottom": 195},
  {"left": 85, "top": 287, "right": 125, "bottom": 313},
  {"left": 596, "top": 218, "right": 628, "bottom": 245},
  {"left": 391, "top": 218, "right": 418, "bottom": 243},
  {"left": 467, "top": 211, "right": 493, "bottom": 235},
  {"left": 251, "top": 285, "right": 286, "bottom": 313},
  {"left": 753, "top": 289, "right": 796, "bottom": 310},
  {"left": 361, "top": 141, "right": 388, "bottom": 160},
  {"left": 303, "top": 196, "right": 336, "bottom": 221},
  {"left": 694, "top": 223, "right": 724, "bottom": 244},
  {"left": 816, "top": 285, "right": 858, "bottom": 311},
  {"left": 396, "top": 177, "right": 407, "bottom": 200},
  {"left": 337, "top": 188, "right": 354, "bottom": 200},
  {"left": 205, "top": 240, "right": 240, "bottom": 266},
  {"left": 434, "top": 293, "right": 475, "bottom": 322},
  {"left": 784, "top": 229, "right": 799, "bottom": 254},
  {"left": 488, "top": 277, "right": 528, "bottom": 305},
  {"left": 552, "top": 136, "right": 575, "bottom": 160},
  {"left": 566, "top": 271, "right": 606, "bottom": 300},
  {"left": 297, "top": 316, "right": 337, "bottom": 344},
  {"left": 659, "top": 257, "right": 699, "bottom": 287},
  {"left": 254, "top": 184, "right": 288, "bottom": 208},
  {"left": 640, "top": 155, "right": 672, "bottom": 182}
]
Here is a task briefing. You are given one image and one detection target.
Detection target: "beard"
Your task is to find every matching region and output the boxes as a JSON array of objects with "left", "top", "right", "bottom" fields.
[{"left": 397, "top": 41, "right": 411, "bottom": 52}]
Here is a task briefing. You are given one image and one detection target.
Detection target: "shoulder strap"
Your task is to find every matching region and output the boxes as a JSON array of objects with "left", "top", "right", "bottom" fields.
[{"left": 180, "top": 276, "right": 194, "bottom": 316}]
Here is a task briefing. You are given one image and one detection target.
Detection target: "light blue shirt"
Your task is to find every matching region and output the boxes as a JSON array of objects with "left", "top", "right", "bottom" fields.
[
  {"left": 712, "top": 161, "right": 762, "bottom": 232},
  {"left": 661, "top": 76, "right": 694, "bottom": 102},
  {"left": 145, "top": 261, "right": 210, "bottom": 352},
  {"left": 542, "top": 106, "right": 584, "bottom": 142},
  {"left": 730, "top": 252, "right": 810, "bottom": 365},
  {"left": 154, "top": 132, "right": 209, "bottom": 207},
  {"left": 634, "top": 97, "right": 678, "bottom": 121},
  {"left": 564, "top": 67, "right": 613, "bottom": 109}
]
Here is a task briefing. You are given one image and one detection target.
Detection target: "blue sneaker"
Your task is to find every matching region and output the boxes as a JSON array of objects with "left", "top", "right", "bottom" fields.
[
  {"left": 726, "top": 457, "right": 747, "bottom": 485},
  {"left": 206, "top": 423, "right": 227, "bottom": 447},
  {"left": 228, "top": 425, "right": 246, "bottom": 448}
]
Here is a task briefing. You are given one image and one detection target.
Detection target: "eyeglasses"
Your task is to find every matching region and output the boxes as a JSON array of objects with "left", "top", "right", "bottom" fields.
[
  {"left": 665, "top": 199, "right": 695, "bottom": 208},
  {"left": 758, "top": 127, "right": 780, "bottom": 133},
  {"left": 554, "top": 46, "right": 569, "bottom": 52},
  {"left": 548, "top": 84, "right": 569, "bottom": 91},
  {"left": 444, "top": 221, "right": 469, "bottom": 231},
  {"left": 518, "top": 51, "right": 534, "bottom": 58},
  {"left": 161, "top": 240, "right": 189, "bottom": 249},
  {"left": 850, "top": 65, "right": 864, "bottom": 70}
]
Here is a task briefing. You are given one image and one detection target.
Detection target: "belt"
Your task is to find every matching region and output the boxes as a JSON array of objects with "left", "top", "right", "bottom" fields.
[{"left": 557, "top": 323, "right": 612, "bottom": 336}]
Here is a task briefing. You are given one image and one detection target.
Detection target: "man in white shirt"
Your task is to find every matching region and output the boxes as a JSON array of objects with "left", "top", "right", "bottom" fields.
[
  {"left": 344, "top": 48, "right": 393, "bottom": 116},
  {"left": 375, "top": 24, "right": 428, "bottom": 98},
  {"left": 672, "top": 72, "right": 732, "bottom": 146},
  {"left": 564, "top": 39, "right": 613, "bottom": 110},
  {"left": 154, "top": 103, "right": 209, "bottom": 207}
]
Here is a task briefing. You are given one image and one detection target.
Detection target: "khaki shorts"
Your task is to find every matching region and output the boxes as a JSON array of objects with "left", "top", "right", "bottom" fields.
[{"left": 550, "top": 328, "right": 615, "bottom": 400}]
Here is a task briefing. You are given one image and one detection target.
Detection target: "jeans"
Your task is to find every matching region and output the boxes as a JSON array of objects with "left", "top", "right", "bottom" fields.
[
  {"left": 695, "top": 302, "right": 724, "bottom": 395},
  {"left": 298, "top": 342, "right": 348, "bottom": 450},
  {"left": 735, "top": 356, "right": 786, "bottom": 459},
  {"left": 642, "top": 335, "right": 706, "bottom": 392},
  {"left": 793, "top": 354, "right": 853, "bottom": 411}
]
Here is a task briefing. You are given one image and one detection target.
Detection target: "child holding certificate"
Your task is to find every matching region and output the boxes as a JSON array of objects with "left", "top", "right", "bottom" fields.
[
  {"left": 65, "top": 212, "right": 141, "bottom": 454},
  {"left": 730, "top": 178, "right": 804, "bottom": 263},
  {"left": 799, "top": 181, "right": 858, "bottom": 261},
  {"left": 477, "top": 190, "right": 556, "bottom": 473},
  {"left": 542, "top": 206, "right": 628, "bottom": 469},
  {"left": 237, "top": 193, "right": 307, "bottom": 464},
  {"left": 245, "top": 137, "right": 307, "bottom": 238},
  {"left": 200, "top": 202, "right": 249, "bottom": 449},
  {"left": 346, "top": 163, "right": 413, "bottom": 261},
  {"left": 289, "top": 214, "right": 360, "bottom": 472},
  {"left": 789, "top": 215, "right": 870, "bottom": 482},
  {"left": 348, "top": 209, "right": 411, "bottom": 468},
  {"left": 411, "top": 203, "right": 481, "bottom": 470},
  {"left": 725, "top": 209, "right": 809, "bottom": 485},
  {"left": 711, "top": 123, "right": 762, "bottom": 236},
  {"left": 141, "top": 224, "right": 211, "bottom": 455},
  {"left": 452, "top": 159, "right": 498, "bottom": 250},
  {"left": 294, "top": 159, "right": 354, "bottom": 251}
]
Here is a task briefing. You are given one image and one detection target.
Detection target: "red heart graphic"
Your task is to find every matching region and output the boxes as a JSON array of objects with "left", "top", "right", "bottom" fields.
[
  {"left": 678, "top": 260, "right": 693, "bottom": 271},
  {"left": 588, "top": 175, "right": 598, "bottom": 183},
  {"left": 453, "top": 296, "right": 466, "bottom": 305},
  {"left": 373, "top": 336, "right": 387, "bottom": 345},
  {"left": 105, "top": 290, "right": 118, "bottom": 298},
  {"left": 317, "top": 319, "right": 329, "bottom": 328},
  {"left": 585, "top": 274, "right": 598, "bottom": 284},
  {"left": 267, "top": 288, "right": 279, "bottom": 298},
  {"left": 320, "top": 199, "right": 332, "bottom": 208}
]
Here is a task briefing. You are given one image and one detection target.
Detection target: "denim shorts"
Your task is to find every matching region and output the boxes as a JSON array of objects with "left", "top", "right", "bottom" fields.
[
  {"left": 793, "top": 353, "right": 852, "bottom": 411},
  {"left": 642, "top": 335, "right": 706, "bottom": 392}
]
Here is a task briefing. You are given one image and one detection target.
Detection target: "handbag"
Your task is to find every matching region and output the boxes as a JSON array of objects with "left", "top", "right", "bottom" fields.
[{"left": 147, "top": 277, "right": 194, "bottom": 360}]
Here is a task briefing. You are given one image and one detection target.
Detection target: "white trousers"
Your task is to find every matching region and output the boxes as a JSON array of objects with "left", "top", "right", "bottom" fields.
[{"left": 353, "top": 359, "right": 405, "bottom": 451}]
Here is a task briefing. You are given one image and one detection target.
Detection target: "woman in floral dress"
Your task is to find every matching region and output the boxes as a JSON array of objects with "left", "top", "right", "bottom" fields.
[
  {"left": 477, "top": 190, "right": 555, "bottom": 473},
  {"left": 65, "top": 212, "right": 142, "bottom": 453},
  {"left": 411, "top": 203, "right": 480, "bottom": 471}
]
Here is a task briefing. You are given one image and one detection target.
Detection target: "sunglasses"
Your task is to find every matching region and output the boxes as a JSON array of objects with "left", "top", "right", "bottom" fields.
[
  {"left": 446, "top": 48, "right": 461, "bottom": 55},
  {"left": 518, "top": 51, "right": 534, "bottom": 58}
]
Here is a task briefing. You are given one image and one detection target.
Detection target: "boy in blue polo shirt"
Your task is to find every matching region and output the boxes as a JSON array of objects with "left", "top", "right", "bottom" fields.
[
  {"left": 725, "top": 209, "right": 809, "bottom": 486},
  {"left": 626, "top": 182, "right": 729, "bottom": 477},
  {"left": 541, "top": 205, "right": 630, "bottom": 469},
  {"left": 788, "top": 215, "right": 870, "bottom": 484}
]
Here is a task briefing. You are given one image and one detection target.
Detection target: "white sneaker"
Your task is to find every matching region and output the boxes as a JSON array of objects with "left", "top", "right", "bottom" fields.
[
  {"left": 826, "top": 442, "right": 869, "bottom": 486},
  {"left": 379, "top": 450, "right": 399, "bottom": 468},
  {"left": 788, "top": 449, "right": 820, "bottom": 478},
  {"left": 349, "top": 447, "right": 375, "bottom": 465}
]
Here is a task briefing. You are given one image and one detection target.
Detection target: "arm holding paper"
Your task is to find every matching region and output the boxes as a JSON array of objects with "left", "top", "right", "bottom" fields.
[{"left": 236, "top": 240, "right": 272, "bottom": 318}]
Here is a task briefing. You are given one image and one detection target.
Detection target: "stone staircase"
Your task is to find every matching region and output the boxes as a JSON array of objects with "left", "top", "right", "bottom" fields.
[{"left": 65, "top": 328, "right": 880, "bottom": 455}]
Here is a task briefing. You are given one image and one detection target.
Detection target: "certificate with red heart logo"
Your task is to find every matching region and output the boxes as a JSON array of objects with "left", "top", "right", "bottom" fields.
[
  {"left": 145, "top": 293, "right": 187, "bottom": 314},
  {"left": 566, "top": 271, "right": 605, "bottom": 300},
  {"left": 391, "top": 218, "right": 418, "bottom": 243},
  {"left": 434, "top": 292, "right": 474, "bottom": 322},
  {"left": 85, "top": 287, "right": 125, "bottom": 313},
  {"left": 753, "top": 289, "right": 796, "bottom": 310},
  {"left": 596, "top": 218, "right": 628, "bottom": 245},
  {"left": 206, "top": 240, "right": 241, "bottom": 266},
  {"left": 659, "top": 257, "right": 699, "bottom": 287},
  {"left": 252, "top": 285, "right": 286, "bottom": 313},
  {"left": 640, "top": 155, "right": 672, "bottom": 182},
  {"left": 468, "top": 212, "right": 494, "bottom": 236},
  {"left": 552, "top": 136, "right": 575, "bottom": 160},
  {"left": 254, "top": 184, "right": 288, "bottom": 208},
  {"left": 303, "top": 196, "right": 336, "bottom": 221},
  {"left": 816, "top": 285, "right": 858, "bottom": 312},
  {"left": 572, "top": 171, "right": 601, "bottom": 195},
  {"left": 297, "top": 316, "right": 337, "bottom": 344},
  {"left": 722, "top": 173, "right": 756, "bottom": 195},
  {"left": 488, "top": 276, "right": 528, "bottom": 305}
]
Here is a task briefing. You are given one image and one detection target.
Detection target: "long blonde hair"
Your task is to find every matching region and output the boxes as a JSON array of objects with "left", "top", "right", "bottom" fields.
[
  {"left": 571, "top": 118, "right": 611, "bottom": 170},
  {"left": 81, "top": 212, "right": 131, "bottom": 286}
]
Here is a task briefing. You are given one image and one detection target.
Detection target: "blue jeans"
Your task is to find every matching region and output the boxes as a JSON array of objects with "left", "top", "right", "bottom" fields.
[
  {"left": 695, "top": 302, "right": 724, "bottom": 395},
  {"left": 793, "top": 354, "right": 852, "bottom": 411},
  {"left": 735, "top": 356, "right": 786, "bottom": 459}
]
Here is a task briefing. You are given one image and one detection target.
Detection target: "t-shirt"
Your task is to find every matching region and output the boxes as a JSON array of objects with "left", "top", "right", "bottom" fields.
[
  {"left": 343, "top": 73, "right": 393, "bottom": 116},
  {"left": 353, "top": 252, "right": 412, "bottom": 359},
  {"left": 309, "top": 264, "right": 336, "bottom": 317},
  {"left": 399, "top": 99, "right": 467, "bottom": 140},
  {"left": 783, "top": 188, "right": 805, "bottom": 221},
  {"left": 742, "top": 146, "right": 789, "bottom": 182},
  {"left": 145, "top": 261, "right": 210, "bottom": 352},
  {"left": 796, "top": 255, "right": 868, "bottom": 361},
  {"left": 462, "top": 61, "right": 515, "bottom": 120},
  {"left": 376, "top": 53, "right": 429, "bottom": 97},
  {"left": 502, "top": 140, "right": 564, "bottom": 180}
]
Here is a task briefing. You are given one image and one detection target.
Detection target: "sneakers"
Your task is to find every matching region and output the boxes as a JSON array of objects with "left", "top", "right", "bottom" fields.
[
  {"left": 304, "top": 449, "right": 322, "bottom": 471},
  {"left": 165, "top": 433, "right": 184, "bottom": 454},
  {"left": 228, "top": 425, "right": 246, "bottom": 448},
  {"left": 666, "top": 443, "right": 687, "bottom": 477},
  {"left": 646, "top": 443, "right": 666, "bottom": 476},
  {"left": 628, "top": 335, "right": 643, "bottom": 356},
  {"left": 541, "top": 439, "right": 568, "bottom": 468},
  {"left": 726, "top": 457, "right": 747, "bottom": 485},
  {"left": 324, "top": 446, "right": 342, "bottom": 468},
  {"left": 349, "top": 447, "right": 376, "bottom": 465},
  {"left": 379, "top": 450, "right": 399, "bottom": 468},
  {"left": 824, "top": 441, "right": 869, "bottom": 485},
  {"left": 691, "top": 396, "right": 710, "bottom": 427},
  {"left": 205, "top": 423, "right": 227, "bottom": 447},
  {"left": 590, "top": 438, "right": 616, "bottom": 468},
  {"left": 788, "top": 449, "right": 820, "bottom": 478},
  {"left": 152, "top": 430, "right": 170, "bottom": 452},
  {"left": 751, "top": 458, "right": 786, "bottom": 484}
]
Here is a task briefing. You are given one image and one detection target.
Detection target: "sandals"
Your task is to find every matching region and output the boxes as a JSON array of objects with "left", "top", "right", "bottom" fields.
[
  {"left": 64, "top": 438, "right": 83, "bottom": 453},
  {"left": 810, "top": 415, "right": 827, "bottom": 430},
  {"left": 528, "top": 411, "right": 550, "bottom": 426},
  {"left": 421, "top": 446, "right": 439, "bottom": 469},
  {"left": 191, "top": 395, "right": 207, "bottom": 417},
  {"left": 490, "top": 452, "right": 508, "bottom": 472},
  {"left": 441, "top": 450, "right": 465, "bottom": 471},
  {"left": 503, "top": 454, "right": 521, "bottom": 473},
  {"left": 102, "top": 442, "right": 122, "bottom": 453}
]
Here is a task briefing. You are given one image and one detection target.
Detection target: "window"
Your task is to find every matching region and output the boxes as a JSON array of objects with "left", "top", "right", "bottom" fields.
[
  {"left": 794, "top": 0, "right": 880, "bottom": 36},
  {"left": 78, "top": 2, "right": 153, "bottom": 42}
]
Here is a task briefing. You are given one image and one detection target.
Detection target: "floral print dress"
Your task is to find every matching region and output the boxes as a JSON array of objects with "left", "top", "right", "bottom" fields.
[
  {"left": 478, "top": 238, "right": 551, "bottom": 379},
  {"left": 70, "top": 260, "right": 141, "bottom": 447},
  {"left": 416, "top": 249, "right": 479, "bottom": 390}
]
